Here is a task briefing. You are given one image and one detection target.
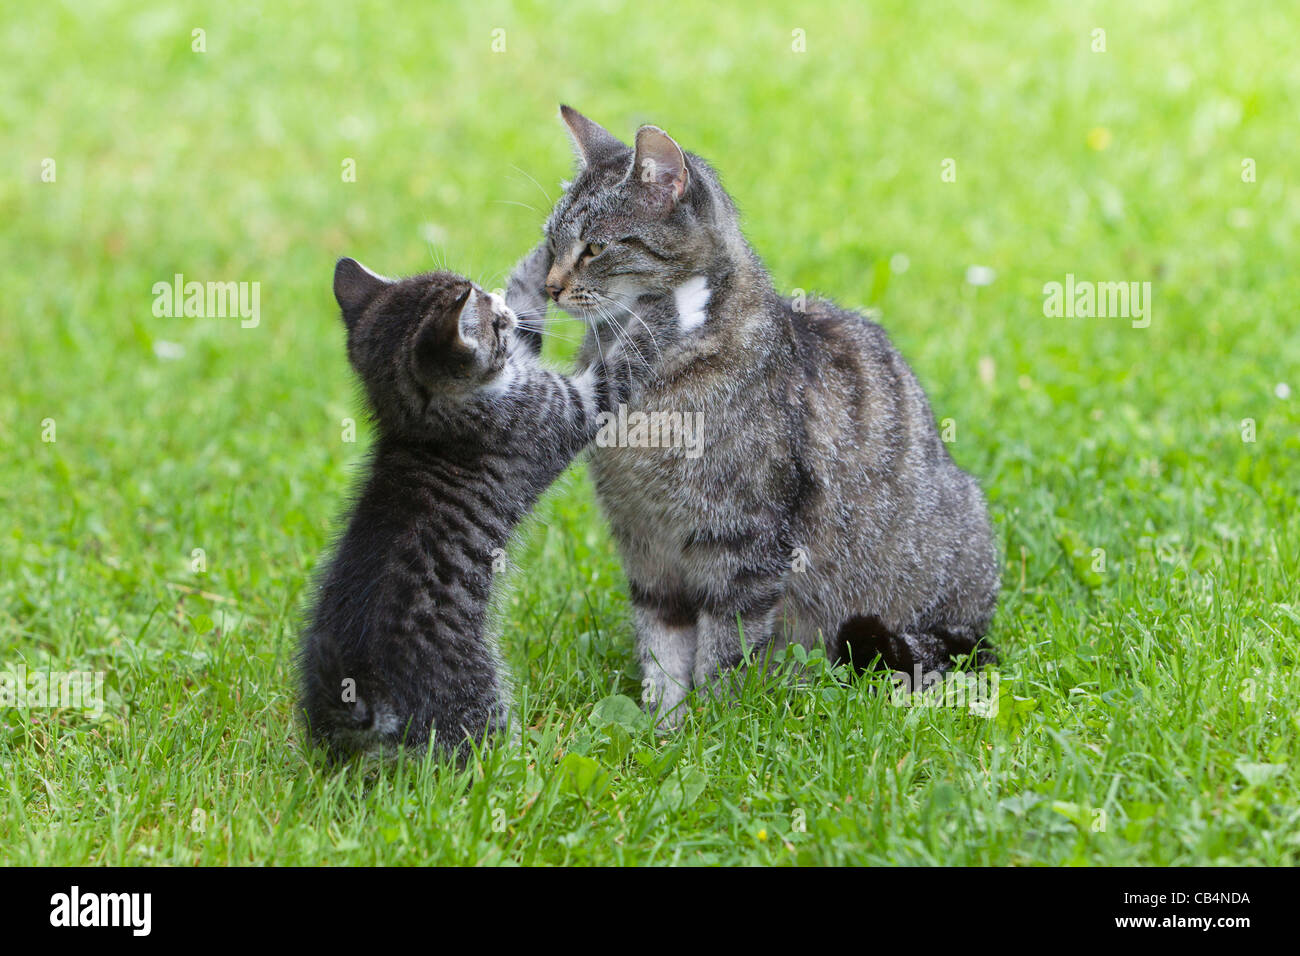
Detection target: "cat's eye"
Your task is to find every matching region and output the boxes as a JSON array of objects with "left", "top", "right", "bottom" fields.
[{"left": 584, "top": 242, "right": 607, "bottom": 259}]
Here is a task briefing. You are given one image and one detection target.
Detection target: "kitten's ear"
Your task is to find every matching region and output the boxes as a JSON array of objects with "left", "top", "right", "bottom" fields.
[
  {"left": 453, "top": 287, "right": 484, "bottom": 349},
  {"left": 559, "top": 105, "right": 626, "bottom": 166},
  {"left": 413, "top": 286, "right": 477, "bottom": 381},
  {"left": 629, "top": 125, "right": 689, "bottom": 213},
  {"left": 334, "top": 257, "right": 390, "bottom": 327}
]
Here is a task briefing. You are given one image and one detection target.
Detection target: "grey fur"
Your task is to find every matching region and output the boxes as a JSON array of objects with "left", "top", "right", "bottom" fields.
[{"left": 511, "top": 108, "right": 999, "bottom": 728}]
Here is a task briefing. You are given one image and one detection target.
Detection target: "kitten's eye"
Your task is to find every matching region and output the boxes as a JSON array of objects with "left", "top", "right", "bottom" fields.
[{"left": 584, "top": 242, "right": 606, "bottom": 259}]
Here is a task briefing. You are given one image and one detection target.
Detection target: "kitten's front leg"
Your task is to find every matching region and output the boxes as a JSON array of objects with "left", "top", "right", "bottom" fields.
[{"left": 555, "top": 342, "right": 633, "bottom": 459}]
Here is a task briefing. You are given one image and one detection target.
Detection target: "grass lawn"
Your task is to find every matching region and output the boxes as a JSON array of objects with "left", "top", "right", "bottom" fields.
[{"left": 2, "top": 0, "right": 1298, "bottom": 865}]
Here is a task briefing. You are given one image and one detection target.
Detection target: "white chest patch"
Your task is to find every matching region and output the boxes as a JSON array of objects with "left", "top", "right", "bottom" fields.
[{"left": 674, "top": 276, "right": 711, "bottom": 331}]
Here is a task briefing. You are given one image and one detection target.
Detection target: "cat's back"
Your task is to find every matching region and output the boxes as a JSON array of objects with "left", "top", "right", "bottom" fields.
[{"left": 786, "top": 296, "right": 950, "bottom": 470}]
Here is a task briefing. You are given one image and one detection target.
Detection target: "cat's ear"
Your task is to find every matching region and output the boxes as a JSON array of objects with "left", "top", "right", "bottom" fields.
[
  {"left": 334, "top": 257, "right": 391, "bottom": 328},
  {"left": 559, "top": 105, "right": 626, "bottom": 167},
  {"left": 413, "top": 285, "right": 478, "bottom": 381},
  {"left": 628, "top": 125, "right": 689, "bottom": 213}
]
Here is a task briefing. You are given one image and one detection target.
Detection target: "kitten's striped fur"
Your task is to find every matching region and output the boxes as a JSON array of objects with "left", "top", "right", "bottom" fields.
[{"left": 298, "top": 258, "right": 624, "bottom": 759}]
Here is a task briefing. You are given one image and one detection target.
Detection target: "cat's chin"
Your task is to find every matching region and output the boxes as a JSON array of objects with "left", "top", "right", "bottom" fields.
[
  {"left": 557, "top": 302, "right": 609, "bottom": 326},
  {"left": 560, "top": 283, "right": 649, "bottom": 327}
]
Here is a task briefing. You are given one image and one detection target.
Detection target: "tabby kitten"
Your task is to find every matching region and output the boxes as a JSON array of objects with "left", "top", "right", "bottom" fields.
[
  {"left": 299, "top": 257, "right": 624, "bottom": 759},
  {"left": 513, "top": 107, "right": 999, "bottom": 727}
]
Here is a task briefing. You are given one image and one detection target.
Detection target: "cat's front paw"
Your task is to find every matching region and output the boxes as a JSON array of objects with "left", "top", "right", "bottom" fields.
[
  {"left": 505, "top": 243, "right": 552, "bottom": 312},
  {"left": 506, "top": 241, "right": 554, "bottom": 356},
  {"left": 653, "top": 705, "right": 688, "bottom": 735},
  {"left": 644, "top": 682, "right": 689, "bottom": 734}
]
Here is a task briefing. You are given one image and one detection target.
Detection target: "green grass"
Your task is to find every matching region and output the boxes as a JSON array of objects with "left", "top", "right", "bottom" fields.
[{"left": 3, "top": 0, "right": 1298, "bottom": 865}]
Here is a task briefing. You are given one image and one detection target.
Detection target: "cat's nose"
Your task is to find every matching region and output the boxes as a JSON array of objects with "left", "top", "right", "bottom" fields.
[{"left": 544, "top": 264, "right": 567, "bottom": 302}]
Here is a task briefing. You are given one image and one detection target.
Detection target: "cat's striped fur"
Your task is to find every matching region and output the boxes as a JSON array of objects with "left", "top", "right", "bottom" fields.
[
  {"left": 298, "top": 258, "right": 624, "bottom": 759},
  {"left": 514, "top": 108, "right": 999, "bottom": 727}
]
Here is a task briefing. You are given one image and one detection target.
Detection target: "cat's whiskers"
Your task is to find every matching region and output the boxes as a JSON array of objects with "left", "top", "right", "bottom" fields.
[
  {"left": 512, "top": 325, "right": 583, "bottom": 345},
  {"left": 595, "top": 291, "right": 662, "bottom": 361},
  {"left": 511, "top": 317, "right": 564, "bottom": 331},
  {"left": 511, "top": 308, "right": 577, "bottom": 340},
  {"left": 575, "top": 308, "right": 607, "bottom": 368},
  {"left": 592, "top": 300, "right": 651, "bottom": 373},
  {"left": 604, "top": 305, "right": 653, "bottom": 371}
]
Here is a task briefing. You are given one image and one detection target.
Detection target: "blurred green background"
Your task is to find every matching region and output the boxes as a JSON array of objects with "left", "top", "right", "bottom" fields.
[{"left": 1, "top": 0, "right": 1297, "bottom": 865}]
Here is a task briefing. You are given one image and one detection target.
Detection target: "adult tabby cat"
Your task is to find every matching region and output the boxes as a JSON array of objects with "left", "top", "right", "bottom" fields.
[
  {"left": 299, "top": 257, "right": 625, "bottom": 759},
  {"left": 513, "top": 107, "right": 999, "bottom": 728}
]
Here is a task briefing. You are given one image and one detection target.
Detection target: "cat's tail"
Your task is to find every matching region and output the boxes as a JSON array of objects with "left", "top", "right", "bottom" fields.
[{"left": 835, "top": 614, "right": 996, "bottom": 676}]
